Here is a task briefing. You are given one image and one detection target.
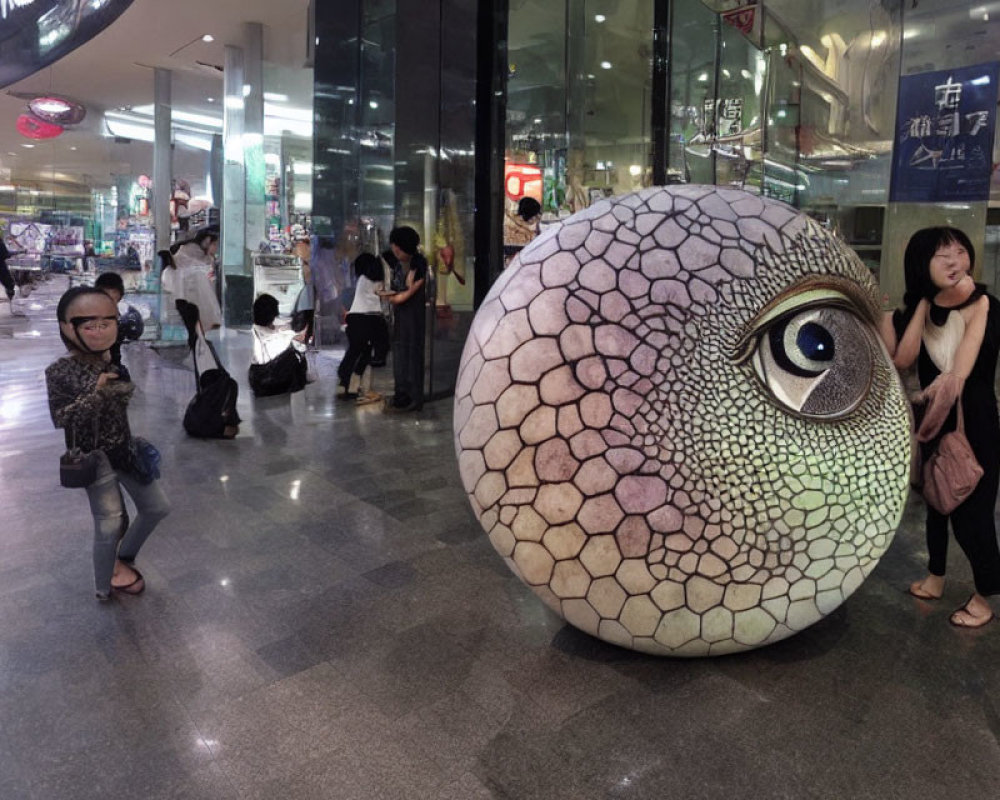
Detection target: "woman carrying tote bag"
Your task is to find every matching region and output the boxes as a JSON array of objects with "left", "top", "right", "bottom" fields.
[{"left": 878, "top": 227, "right": 1000, "bottom": 628}]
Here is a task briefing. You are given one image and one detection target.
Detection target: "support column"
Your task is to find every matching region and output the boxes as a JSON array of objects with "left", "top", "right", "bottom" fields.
[
  {"left": 153, "top": 67, "right": 172, "bottom": 254},
  {"left": 222, "top": 43, "right": 248, "bottom": 324},
  {"left": 243, "top": 22, "right": 266, "bottom": 252}
]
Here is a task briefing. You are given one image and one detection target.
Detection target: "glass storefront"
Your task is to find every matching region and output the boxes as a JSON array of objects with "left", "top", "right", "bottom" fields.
[
  {"left": 304, "top": 0, "right": 1000, "bottom": 398},
  {"left": 506, "top": 1, "right": 655, "bottom": 244},
  {"left": 313, "top": 0, "right": 478, "bottom": 399},
  {"left": 505, "top": 0, "right": 998, "bottom": 303}
]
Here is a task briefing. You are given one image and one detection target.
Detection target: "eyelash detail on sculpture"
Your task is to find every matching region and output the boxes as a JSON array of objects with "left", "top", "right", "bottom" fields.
[{"left": 736, "top": 289, "right": 877, "bottom": 420}]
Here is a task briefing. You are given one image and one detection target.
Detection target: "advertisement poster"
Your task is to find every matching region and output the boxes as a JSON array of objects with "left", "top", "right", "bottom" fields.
[{"left": 890, "top": 62, "right": 1000, "bottom": 203}]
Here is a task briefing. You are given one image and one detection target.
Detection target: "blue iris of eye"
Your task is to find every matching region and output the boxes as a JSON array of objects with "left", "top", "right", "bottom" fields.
[{"left": 797, "top": 322, "right": 834, "bottom": 362}]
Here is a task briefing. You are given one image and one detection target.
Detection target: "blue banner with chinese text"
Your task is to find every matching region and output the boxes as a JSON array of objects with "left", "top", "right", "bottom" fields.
[{"left": 890, "top": 62, "right": 999, "bottom": 203}]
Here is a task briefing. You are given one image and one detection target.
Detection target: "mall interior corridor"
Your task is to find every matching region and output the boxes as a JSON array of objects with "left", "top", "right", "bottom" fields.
[{"left": 2, "top": 277, "right": 1000, "bottom": 799}]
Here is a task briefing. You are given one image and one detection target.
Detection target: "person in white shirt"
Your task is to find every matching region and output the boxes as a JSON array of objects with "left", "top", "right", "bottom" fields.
[
  {"left": 248, "top": 293, "right": 309, "bottom": 396},
  {"left": 163, "top": 228, "right": 223, "bottom": 331},
  {"left": 337, "top": 253, "right": 386, "bottom": 405}
]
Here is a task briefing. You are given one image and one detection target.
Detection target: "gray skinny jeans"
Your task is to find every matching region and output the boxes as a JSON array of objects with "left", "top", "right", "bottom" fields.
[{"left": 83, "top": 450, "right": 170, "bottom": 595}]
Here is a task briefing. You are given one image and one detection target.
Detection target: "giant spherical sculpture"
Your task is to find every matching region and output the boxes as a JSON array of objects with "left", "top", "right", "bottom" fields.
[{"left": 454, "top": 185, "right": 911, "bottom": 656}]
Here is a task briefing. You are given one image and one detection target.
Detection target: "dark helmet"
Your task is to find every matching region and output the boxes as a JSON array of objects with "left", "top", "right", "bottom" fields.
[{"left": 118, "top": 306, "right": 145, "bottom": 341}]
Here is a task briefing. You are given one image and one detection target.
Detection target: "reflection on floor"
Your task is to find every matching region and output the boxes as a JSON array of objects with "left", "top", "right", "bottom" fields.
[{"left": 1, "top": 277, "right": 999, "bottom": 799}]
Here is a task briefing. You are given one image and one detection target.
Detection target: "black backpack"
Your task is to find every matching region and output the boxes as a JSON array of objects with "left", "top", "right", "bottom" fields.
[{"left": 183, "top": 339, "right": 241, "bottom": 438}]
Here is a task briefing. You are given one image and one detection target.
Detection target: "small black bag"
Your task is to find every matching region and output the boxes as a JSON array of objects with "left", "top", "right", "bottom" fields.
[
  {"left": 59, "top": 419, "right": 100, "bottom": 488},
  {"left": 183, "top": 340, "right": 241, "bottom": 439},
  {"left": 248, "top": 346, "right": 308, "bottom": 397},
  {"left": 60, "top": 449, "right": 100, "bottom": 488}
]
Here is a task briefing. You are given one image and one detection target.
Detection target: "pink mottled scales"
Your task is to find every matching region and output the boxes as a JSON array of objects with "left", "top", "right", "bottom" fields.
[
  {"left": 498, "top": 264, "right": 543, "bottom": 312},
  {"left": 619, "top": 269, "right": 650, "bottom": 299},
  {"left": 594, "top": 325, "right": 639, "bottom": 359},
  {"left": 539, "top": 366, "right": 586, "bottom": 405},
  {"left": 535, "top": 439, "right": 579, "bottom": 483},
  {"left": 510, "top": 338, "right": 562, "bottom": 383},
  {"left": 481, "top": 309, "right": 531, "bottom": 360},
  {"left": 579, "top": 260, "right": 617, "bottom": 293},
  {"left": 559, "top": 325, "right": 595, "bottom": 361},
  {"left": 527, "top": 289, "right": 570, "bottom": 335},
  {"left": 599, "top": 292, "right": 632, "bottom": 322},
  {"left": 616, "top": 516, "right": 653, "bottom": 557},
  {"left": 615, "top": 476, "right": 668, "bottom": 514}
]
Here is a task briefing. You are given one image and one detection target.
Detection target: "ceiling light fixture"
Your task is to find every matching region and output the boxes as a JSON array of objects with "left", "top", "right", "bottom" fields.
[
  {"left": 595, "top": 14, "right": 606, "bottom": 22},
  {"left": 28, "top": 95, "right": 86, "bottom": 124},
  {"left": 201, "top": 34, "right": 214, "bottom": 43},
  {"left": 600, "top": 61, "right": 612, "bottom": 69}
]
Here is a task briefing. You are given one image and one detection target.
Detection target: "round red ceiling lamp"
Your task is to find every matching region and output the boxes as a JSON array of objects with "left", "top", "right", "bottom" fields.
[
  {"left": 28, "top": 96, "right": 87, "bottom": 125},
  {"left": 16, "top": 114, "right": 64, "bottom": 140}
]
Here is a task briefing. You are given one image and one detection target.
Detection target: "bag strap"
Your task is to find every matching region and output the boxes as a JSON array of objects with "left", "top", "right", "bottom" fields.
[
  {"left": 955, "top": 394, "right": 966, "bottom": 434},
  {"left": 252, "top": 326, "right": 272, "bottom": 363},
  {"left": 191, "top": 340, "right": 203, "bottom": 389}
]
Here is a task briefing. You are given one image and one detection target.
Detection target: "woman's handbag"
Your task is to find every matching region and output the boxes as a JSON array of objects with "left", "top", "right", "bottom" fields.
[
  {"left": 922, "top": 398, "right": 983, "bottom": 515},
  {"left": 59, "top": 419, "right": 100, "bottom": 488},
  {"left": 129, "top": 437, "right": 162, "bottom": 485}
]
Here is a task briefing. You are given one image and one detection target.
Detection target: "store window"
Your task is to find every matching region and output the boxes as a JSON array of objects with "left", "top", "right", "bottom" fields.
[
  {"left": 667, "top": 0, "right": 903, "bottom": 280},
  {"left": 506, "top": 0, "right": 654, "bottom": 259}
]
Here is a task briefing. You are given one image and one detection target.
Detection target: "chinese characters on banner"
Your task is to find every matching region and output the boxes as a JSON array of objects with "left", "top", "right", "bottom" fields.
[
  {"left": 890, "top": 62, "right": 1000, "bottom": 203},
  {"left": 703, "top": 98, "right": 744, "bottom": 137}
]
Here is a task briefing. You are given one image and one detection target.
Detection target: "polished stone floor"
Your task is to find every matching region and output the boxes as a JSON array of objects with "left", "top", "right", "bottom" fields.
[{"left": 1, "top": 276, "right": 999, "bottom": 800}]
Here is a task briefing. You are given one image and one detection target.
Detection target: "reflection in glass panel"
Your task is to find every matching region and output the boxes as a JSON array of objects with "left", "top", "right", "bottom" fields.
[
  {"left": 359, "top": 0, "right": 396, "bottom": 234},
  {"left": 670, "top": 0, "right": 720, "bottom": 185},
  {"left": 506, "top": 0, "right": 568, "bottom": 259},
  {"left": 506, "top": 0, "right": 653, "bottom": 253},
  {"left": 567, "top": 0, "right": 654, "bottom": 202}
]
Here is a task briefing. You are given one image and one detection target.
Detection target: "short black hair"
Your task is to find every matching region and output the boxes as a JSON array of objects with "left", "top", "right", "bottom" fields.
[
  {"left": 517, "top": 197, "right": 541, "bottom": 221},
  {"left": 389, "top": 226, "right": 420, "bottom": 256},
  {"left": 94, "top": 271, "right": 125, "bottom": 296},
  {"left": 903, "top": 226, "right": 977, "bottom": 311},
  {"left": 252, "top": 293, "right": 280, "bottom": 326},
  {"left": 353, "top": 252, "right": 383, "bottom": 282}
]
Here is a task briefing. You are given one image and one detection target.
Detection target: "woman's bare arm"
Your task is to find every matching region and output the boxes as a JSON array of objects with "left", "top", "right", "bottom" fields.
[{"left": 891, "top": 299, "right": 928, "bottom": 370}]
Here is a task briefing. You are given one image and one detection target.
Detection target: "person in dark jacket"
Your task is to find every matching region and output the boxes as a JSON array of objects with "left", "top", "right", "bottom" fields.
[{"left": 381, "top": 226, "right": 427, "bottom": 411}]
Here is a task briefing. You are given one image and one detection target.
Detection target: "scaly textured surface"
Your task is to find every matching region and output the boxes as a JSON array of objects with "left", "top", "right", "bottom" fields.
[{"left": 454, "top": 185, "right": 912, "bottom": 656}]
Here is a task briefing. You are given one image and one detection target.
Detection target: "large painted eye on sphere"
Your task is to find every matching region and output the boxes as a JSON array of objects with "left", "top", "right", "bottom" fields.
[{"left": 751, "top": 306, "right": 875, "bottom": 419}]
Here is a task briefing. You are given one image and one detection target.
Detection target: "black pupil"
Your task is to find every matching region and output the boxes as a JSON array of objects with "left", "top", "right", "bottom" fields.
[{"left": 797, "top": 322, "right": 834, "bottom": 362}]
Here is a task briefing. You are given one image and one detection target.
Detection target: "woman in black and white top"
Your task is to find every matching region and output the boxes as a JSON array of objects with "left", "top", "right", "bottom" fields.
[
  {"left": 337, "top": 253, "right": 386, "bottom": 405},
  {"left": 46, "top": 287, "right": 170, "bottom": 600}
]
